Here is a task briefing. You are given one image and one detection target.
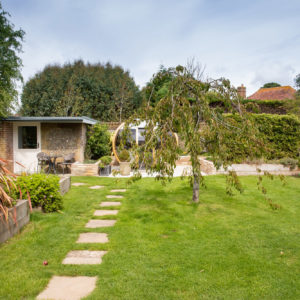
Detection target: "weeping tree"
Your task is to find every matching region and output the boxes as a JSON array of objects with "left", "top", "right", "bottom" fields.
[{"left": 128, "top": 64, "right": 265, "bottom": 203}]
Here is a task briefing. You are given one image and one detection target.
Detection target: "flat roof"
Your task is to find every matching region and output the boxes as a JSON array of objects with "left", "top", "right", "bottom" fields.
[{"left": 2, "top": 116, "right": 97, "bottom": 125}]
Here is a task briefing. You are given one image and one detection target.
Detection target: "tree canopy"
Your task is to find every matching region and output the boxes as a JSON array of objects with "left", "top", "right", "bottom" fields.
[
  {"left": 295, "top": 74, "right": 300, "bottom": 92},
  {"left": 128, "top": 64, "right": 264, "bottom": 203},
  {"left": 0, "top": 2, "right": 24, "bottom": 117},
  {"left": 20, "top": 60, "right": 142, "bottom": 121},
  {"left": 262, "top": 82, "right": 281, "bottom": 88}
]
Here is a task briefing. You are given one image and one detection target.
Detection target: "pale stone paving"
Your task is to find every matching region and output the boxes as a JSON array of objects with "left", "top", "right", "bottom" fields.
[
  {"left": 62, "top": 250, "right": 107, "bottom": 265},
  {"left": 38, "top": 186, "right": 124, "bottom": 299},
  {"left": 85, "top": 219, "right": 117, "bottom": 228},
  {"left": 76, "top": 233, "right": 108, "bottom": 243},
  {"left": 106, "top": 195, "right": 124, "bottom": 199},
  {"left": 93, "top": 210, "right": 118, "bottom": 216},
  {"left": 100, "top": 201, "right": 121, "bottom": 207},
  {"left": 37, "top": 276, "right": 97, "bottom": 300},
  {"left": 89, "top": 185, "right": 105, "bottom": 189}
]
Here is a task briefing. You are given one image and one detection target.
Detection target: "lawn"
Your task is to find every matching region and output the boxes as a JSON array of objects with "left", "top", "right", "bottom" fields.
[{"left": 0, "top": 175, "right": 299, "bottom": 299}]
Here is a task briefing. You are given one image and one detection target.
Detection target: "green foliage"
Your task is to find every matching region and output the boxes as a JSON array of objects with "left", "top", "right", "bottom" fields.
[
  {"left": 295, "top": 73, "right": 300, "bottom": 92},
  {"left": 119, "top": 149, "right": 130, "bottom": 162},
  {"left": 16, "top": 174, "right": 62, "bottom": 212},
  {"left": 262, "top": 82, "right": 281, "bottom": 88},
  {"left": 130, "top": 64, "right": 263, "bottom": 202},
  {"left": 99, "top": 155, "right": 112, "bottom": 167},
  {"left": 20, "top": 60, "right": 142, "bottom": 121},
  {"left": 142, "top": 66, "right": 175, "bottom": 107},
  {"left": 0, "top": 3, "right": 24, "bottom": 117},
  {"left": 85, "top": 124, "right": 111, "bottom": 160},
  {"left": 223, "top": 114, "right": 300, "bottom": 162}
]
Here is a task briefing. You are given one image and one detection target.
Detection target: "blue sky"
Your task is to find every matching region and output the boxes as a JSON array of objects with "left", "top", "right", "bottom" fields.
[{"left": 3, "top": 0, "right": 300, "bottom": 95}]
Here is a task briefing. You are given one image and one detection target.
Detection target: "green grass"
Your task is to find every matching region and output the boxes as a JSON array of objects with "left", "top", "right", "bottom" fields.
[{"left": 0, "top": 176, "right": 299, "bottom": 299}]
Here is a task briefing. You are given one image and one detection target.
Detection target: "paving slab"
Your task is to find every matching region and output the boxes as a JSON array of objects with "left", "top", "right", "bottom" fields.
[
  {"left": 37, "top": 276, "right": 97, "bottom": 300},
  {"left": 89, "top": 185, "right": 105, "bottom": 189},
  {"left": 85, "top": 219, "right": 116, "bottom": 228},
  {"left": 110, "top": 189, "right": 126, "bottom": 192},
  {"left": 93, "top": 210, "right": 118, "bottom": 216},
  {"left": 100, "top": 201, "right": 121, "bottom": 207},
  {"left": 62, "top": 250, "right": 107, "bottom": 264},
  {"left": 72, "top": 182, "right": 86, "bottom": 186},
  {"left": 76, "top": 232, "right": 109, "bottom": 243},
  {"left": 106, "top": 195, "right": 124, "bottom": 199}
]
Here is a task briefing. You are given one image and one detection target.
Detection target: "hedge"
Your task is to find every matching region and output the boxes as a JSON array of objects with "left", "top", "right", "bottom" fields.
[{"left": 222, "top": 114, "right": 300, "bottom": 162}]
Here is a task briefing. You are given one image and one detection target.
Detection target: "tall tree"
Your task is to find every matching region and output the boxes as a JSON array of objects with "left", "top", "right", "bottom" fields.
[
  {"left": 20, "top": 60, "right": 142, "bottom": 121},
  {"left": 129, "top": 64, "right": 263, "bottom": 203},
  {"left": 295, "top": 74, "right": 300, "bottom": 92},
  {"left": 0, "top": 2, "right": 24, "bottom": 117}
]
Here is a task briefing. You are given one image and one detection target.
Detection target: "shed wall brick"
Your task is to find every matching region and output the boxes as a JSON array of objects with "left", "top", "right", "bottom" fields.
[{"left": 0, "top": 122, "right": 13, "bottom": 171}]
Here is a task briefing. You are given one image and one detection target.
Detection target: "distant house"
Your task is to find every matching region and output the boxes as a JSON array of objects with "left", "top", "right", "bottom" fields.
[
  {"left": 247, "top": 86, "right": 296, "bottom": 101},
  {"left": 0, "top": 116, "right": 97, "bottom": 173}
]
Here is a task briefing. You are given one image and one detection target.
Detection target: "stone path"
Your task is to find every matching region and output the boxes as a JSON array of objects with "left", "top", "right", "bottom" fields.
[
  {"left": 77, "top": 232, "right": 108, "bottom": 243},
  {"left": 37, "top": 276, "right": 97, "bottom": 300},
  {"left": 100, "top": 201, "right": 121, "bottom": 207},
  {"left": 93, "top": 209, "right": 118, "bottom": 216},
  {"left": 106, "top": 195, "right": 124, "bottom": 199},
  {"left": 38, "top": 184, "right": 125, "bottom": 299},
  {"left": 72, "top": 182, "right": 86, "bottom": 186},
  {"left": 89, "top": 185, "right": 105, "bottom": 189},
  {"left": 62, "top": 250, "right": 107, "bottom": 265},
  {"left": 85, "top": 219, "right": 117, "bottom": 228}
]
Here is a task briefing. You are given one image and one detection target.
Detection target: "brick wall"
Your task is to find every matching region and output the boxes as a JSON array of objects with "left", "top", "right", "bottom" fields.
[
  {"left": 0, "top": 121, "right": 13, "bottom": 171},
  {"left": 41, "top": 123, "right": 87, "bottom": 163}
]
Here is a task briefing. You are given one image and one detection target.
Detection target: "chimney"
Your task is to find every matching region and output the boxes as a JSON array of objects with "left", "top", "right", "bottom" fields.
[{"left": 237, "top": 84, "right": 246, "bottom": 98}]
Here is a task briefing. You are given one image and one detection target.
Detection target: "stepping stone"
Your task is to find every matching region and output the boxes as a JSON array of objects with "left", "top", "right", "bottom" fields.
[
  {"left": 37, "top": 276, "right": 97, "bottom": 300},
  {"left": 94, "top": 210, "right": 119, "bottom": 216},
  {"left": 62, "top": 250, "right": 107, "bottom": 265},
  {"left": 76, "top": 233, "right": 108, "bottom": 243},
  {"left": 110, "top": 189, "right": 126, "bottom": 192},
  {"left": 100, "top": 201, "right": 121, "bottom": 207},
  {"left": 85, "top": 219, "right": 116, "bottom": 228},
  {"left": 89, "top": 185, "right": 104, "bottom": 189},
  {"left": 72, "top": 182, "right": 86, "bottom": 186},
  {"left": 106, "top": 195, "right": 124, "bottom": 199}
]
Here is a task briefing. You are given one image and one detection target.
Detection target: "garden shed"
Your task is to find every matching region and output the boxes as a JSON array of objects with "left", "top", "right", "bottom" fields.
[{"left": 0, "top": 116, "right": 97, "bottom": 173}]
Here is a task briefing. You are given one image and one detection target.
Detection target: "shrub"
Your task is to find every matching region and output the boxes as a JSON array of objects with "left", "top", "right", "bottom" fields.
[
  {"left": 85, "top": 124, "right": 111, "bottom": 160},
  {"left": 222, "top": 114, "right": 300, "bottom": 162},
  {"left": 99, "top": 156, "right": 112, "bottom": 167},
  {"left": 16, "top": 174, "right": 62, "bottom": 212},
  {"left": 119, "top": 149, "right": 130, "bottom": 162}
]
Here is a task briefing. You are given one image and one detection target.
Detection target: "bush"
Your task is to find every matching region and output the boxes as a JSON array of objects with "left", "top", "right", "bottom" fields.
[
  {"left": 85, "top": 124, "right": 111, "bottom": 160},
  {"left": 99, "top": 156, "right": 112, "bottom": 167},
  {"left": 222, "top": 114, "right": 300, "bottom": 162},
  {"left": 119, "top": 149, "right": 130, "bottom": 162},
  {"left": 16, "top": 174, "right": 62, "bottom": 212}
]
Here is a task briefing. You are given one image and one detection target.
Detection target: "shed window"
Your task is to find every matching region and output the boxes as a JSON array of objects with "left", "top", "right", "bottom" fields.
[{"left": 18, "top": 126, "right": 38, "bottom": 149}]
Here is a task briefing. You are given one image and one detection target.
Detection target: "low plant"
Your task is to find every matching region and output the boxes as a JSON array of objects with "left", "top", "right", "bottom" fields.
[
  {"left": 16, "top": 174, "right": 62, "bottom": 213},
  {"left": 99, "top": 156, "right": 112, "bottom": 168},
  {"left": 0, "top": 159, "right": 19, "bottom": 222},
  {"left": 119, "top": 149, "right": 130, "bottom": 162}
]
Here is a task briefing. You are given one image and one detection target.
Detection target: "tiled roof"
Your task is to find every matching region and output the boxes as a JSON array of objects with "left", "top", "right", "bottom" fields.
[{"left": 248, "top": 86, "right": 296, "bottom": 100}]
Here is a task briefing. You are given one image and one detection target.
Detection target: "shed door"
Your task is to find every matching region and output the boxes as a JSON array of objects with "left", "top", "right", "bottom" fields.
[{"left": 13, "top": 122, "right": 41, "bottom": 173}]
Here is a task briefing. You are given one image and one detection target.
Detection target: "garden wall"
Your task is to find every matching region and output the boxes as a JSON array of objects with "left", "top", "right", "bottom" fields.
[
  {"left": 71, "top": 161, "right": 99, "bottom": 176},
  {"left": 0, "top": 200, "right": 30, "bottom": 244}
]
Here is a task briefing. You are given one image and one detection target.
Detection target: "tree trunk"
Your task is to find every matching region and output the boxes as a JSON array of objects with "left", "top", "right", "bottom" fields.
[{"left": 192, "top": 175, "right": 200, "bottom": 203}]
